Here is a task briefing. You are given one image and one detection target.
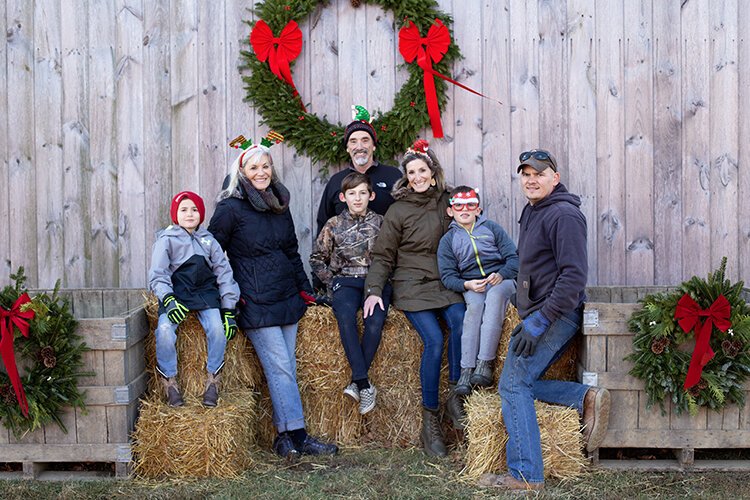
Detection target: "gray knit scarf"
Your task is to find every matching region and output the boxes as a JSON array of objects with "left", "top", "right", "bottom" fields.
[{"left": 236, "top": 174, "right": 290, "bottom": 214}]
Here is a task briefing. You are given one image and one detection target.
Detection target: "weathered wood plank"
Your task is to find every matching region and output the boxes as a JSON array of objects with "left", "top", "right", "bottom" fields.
[
  {"left": 0, "top": 0, "right": 9, "bottom": 287},
  {"left": 681, "top": 0, "right": 711, "bottom": 279},
  {"left": 1, "top": 443, "right": 129, "bottom": 462},
  {"left": 102, "top": 288, "right": 129, "bottom": 316},
  {"left": 61, "top": 0, "right": 91, "bottom": 288},
  {"left": 740, "top": 2, "right": 750, "bottom": 285},
  {"left": 567, "top": 0, "right": 597, "bottom": 286},
  {"left": 623, "top": 0, "right": 654, "bottom": 286},
  {"left": 582, "top": 302, "right": 640, "bottom": 336},
  {"left": 638, "top": 390, "right": 671, "bottom": 431},
  {"left": 709, "top": 0, "right": 739, "bottom": 279},
  {"left": 652, "top": 2, "right": 682, "bottom": 285},
  {"left": 34, "top": 1, "right": 64, "bottom": 289},
  {"left": 601, "top": 429, "right": 750, "bottom": 449},
  {"left": 40, "top": 407, "right": 77, "bottom": 445},
  {"left": 538, "top": 0, "right": 567, "bottom": 170},
  {"left": 116, "top": 0, "right": 146, "bottom": 287},
  {"left": 429, "top": 0, "right": 455, "bottom": 183},
  {"left": 608, "top": 390, "right": 638, "bottom": 431},
  {"left": 606, "top": 336, "right": 634, "bottom": 373},
  {"left": 71, "top": 289, "right": 103, "bottom": 318},
  {"left": 7, "top": 0, "right": 38, "bottom": 284},
  {"left": 75, "top": 406, "right": 108, "bottom": 444}
]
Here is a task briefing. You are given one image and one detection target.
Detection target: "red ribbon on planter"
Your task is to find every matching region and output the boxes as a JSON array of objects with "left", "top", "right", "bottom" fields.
[
  {"left": 674, "top": 293, "right": 731, "bottom": 390},
  {"left": 250, "top": 19, "right": 306, "bottom": 111},
  {"left": 399, "top": 19, "right": 501, "bottom": 138},
  {"left": 0, "top": 293, "right": 35, "bottom": 417}
]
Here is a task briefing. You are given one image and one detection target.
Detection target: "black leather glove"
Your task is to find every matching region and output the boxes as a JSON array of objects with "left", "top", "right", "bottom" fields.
[
  {"left": 511, "top": 311, "right": 551, "bottom": 358},
  {"left": 163, "top": 293, "right": 189, "bottom": 325},
  {"left": 221, "top": 308, "right": 238, "bottom": 340}
]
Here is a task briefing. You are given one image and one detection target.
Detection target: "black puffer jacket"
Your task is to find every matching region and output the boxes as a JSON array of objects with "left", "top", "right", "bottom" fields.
[{"left": 208, "top": 185, "right": 312, "bottom": 330}]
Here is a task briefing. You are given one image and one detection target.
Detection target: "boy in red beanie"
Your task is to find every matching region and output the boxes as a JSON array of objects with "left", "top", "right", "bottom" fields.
[{"left": 148, "top": 191, "right": 240, "bottom": 408}]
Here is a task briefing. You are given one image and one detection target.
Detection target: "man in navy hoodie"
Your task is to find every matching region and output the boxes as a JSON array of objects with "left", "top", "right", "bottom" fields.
[{"left": 479, "top": 149, "right": 610, "bottom": 491}]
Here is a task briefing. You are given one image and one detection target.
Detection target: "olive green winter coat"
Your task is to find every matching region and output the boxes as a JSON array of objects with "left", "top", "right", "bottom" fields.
[{"left": 365, "top": 187, "right": 463, "bottom": 312}]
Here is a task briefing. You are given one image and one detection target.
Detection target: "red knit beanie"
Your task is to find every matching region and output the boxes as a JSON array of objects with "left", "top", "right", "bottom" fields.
[{"left": 170, "top": 191, "right": 206, "bottom": 225}]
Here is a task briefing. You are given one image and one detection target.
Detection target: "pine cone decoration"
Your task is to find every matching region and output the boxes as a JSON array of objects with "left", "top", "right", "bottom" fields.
[
  {"left": 0, "top": 384, "right": 16, "bottom": 405},
  {"left": 722, "top": 339, "right": 742, "bottom": 358},
  {"left": 697, "top": 378, "right": 708, "bottom": 390},
  {"left": 351, "top": 0, "right": 362, "bottom": 7},
  {"left": 650, "top": 337, "right": 669, "bottom": 355},
  {"left": 688, "top": 385, "right": 701, "bottom": 397},
  {"left": 40, "top": 346, "right": 57, "bottom": 368}
]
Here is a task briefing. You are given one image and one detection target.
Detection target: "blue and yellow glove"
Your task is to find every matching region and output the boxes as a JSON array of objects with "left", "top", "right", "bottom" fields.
[
  {"left": 221, "top": 309, "right": 238, "bottom": 340},
  {"left": 511, "top": 310, "right": 551, "bottom": 357},
  {"left": 163, "top": 293, "right": 189, "bottom": 325}
]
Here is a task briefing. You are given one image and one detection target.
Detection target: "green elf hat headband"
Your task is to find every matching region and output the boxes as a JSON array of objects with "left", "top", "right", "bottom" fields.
[
  {"left": 344, "top": 104, "right": 378, "bottom": 145},
  {"left": 230, "top": 131, "right": 284, "bottom": 167}
]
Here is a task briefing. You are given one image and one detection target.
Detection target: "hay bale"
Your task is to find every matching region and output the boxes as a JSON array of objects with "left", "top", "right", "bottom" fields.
[
  {"left": 145, "top": 294, "right": 262, "bottom": 398},
  {"left": 132, "top": 390, "right": 257, "bottom": 478},
  {"left": 463, "top": 390, "right": 586, "bottom": 481}
]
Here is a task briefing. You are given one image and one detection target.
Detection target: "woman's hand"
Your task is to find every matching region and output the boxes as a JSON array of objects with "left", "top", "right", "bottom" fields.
[{"left": 363, "top": 295, "right": 384, "bottom": 318}]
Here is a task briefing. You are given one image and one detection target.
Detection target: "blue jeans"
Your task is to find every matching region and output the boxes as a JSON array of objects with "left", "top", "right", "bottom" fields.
[
  {"left": 404, "top": 302, "right": 466, "bottom": 410},
  {"left": 155, "top": 309, "right": 227, "bottom": 376},
  {"left": 499, "top": 307, "right": 589, "bottom": 484},
  {"left": 246, "top": 323, "right": 305, "bottom": 433},
  {"left": 332, "top": 277, "right": 392, "bottom": 382}
]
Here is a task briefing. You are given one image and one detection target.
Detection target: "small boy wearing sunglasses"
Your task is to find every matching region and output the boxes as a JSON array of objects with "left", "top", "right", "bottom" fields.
[{"left": 437, "top": 186, "right": 519, "bottom": 395}]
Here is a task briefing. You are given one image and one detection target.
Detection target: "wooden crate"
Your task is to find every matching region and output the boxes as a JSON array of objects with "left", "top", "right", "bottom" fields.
[
  {"left": 0, "top": 289, "right": 148, "bottom": 479},
  {"left": 581, "top": 286, "right": 750, "bottom": 470}
]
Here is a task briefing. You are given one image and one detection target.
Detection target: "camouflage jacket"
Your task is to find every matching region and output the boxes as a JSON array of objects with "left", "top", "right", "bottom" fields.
[{"left": 310, "top": 208, "right": 383, "bottom": 290}]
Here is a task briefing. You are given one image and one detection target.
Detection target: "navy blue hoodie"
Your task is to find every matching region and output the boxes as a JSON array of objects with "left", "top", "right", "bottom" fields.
[{"left": 516, "top": 183, "right": 587, "bottom": 321}]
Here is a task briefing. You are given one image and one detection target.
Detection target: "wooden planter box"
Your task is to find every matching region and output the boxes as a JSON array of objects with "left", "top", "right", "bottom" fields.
[
  {"left": 581, "top": 286, "right": 750, "bottom": 470},
  {"left": 0, "top": 289, "right": 148, "bottom": 479}
]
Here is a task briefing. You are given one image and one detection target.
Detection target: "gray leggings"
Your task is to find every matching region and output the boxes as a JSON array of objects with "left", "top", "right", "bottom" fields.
[{"left": 461, "top": 279, "right": 516, "bottom": 368}]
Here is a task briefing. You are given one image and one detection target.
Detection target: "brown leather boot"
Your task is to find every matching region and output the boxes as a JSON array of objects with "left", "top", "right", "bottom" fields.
[
  {"left": 202, "top": 371, "right": 221, "bottom": 407},
  {"left": 582, "top": 386, "right": 611, "bottom": 452},
  {"left": 445, "top": 383, "right": 467, "bottom": 431},
  {"left": 160, "top": 375, "right": 184, "bottom": 407},
  {"left": 420, "top": 407, "right": 447, "bottom": 457}
]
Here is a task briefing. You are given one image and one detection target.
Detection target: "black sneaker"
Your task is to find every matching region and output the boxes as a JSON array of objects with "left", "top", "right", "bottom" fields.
[
  {"left": 273, "top": 433, "right": 300, "bottom": 460},
  {"left": 300, "top": 435, "right": 338, "bottom": 456}
]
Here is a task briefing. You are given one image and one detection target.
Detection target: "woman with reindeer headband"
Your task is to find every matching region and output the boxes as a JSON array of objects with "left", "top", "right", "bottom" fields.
[
  {"left": 363, "top": 139, "right": 466, "bottom": 457},
  {"left": 208, "top": 133, "right": 338, "bottom": 459}
]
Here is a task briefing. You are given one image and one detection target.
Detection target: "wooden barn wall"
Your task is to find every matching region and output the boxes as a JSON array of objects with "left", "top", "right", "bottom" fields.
[{"left": 1, "top": 0, "right": 748, "bottom": 289}]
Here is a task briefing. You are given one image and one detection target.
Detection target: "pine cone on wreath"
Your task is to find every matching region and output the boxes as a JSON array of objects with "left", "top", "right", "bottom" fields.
[
  {"left": 40, "top": 346, "right": 57, "bottom": 368},
  {"left": 0, "top": 384, "right": 16, "bottom": 404},
  {"left": 351, "top": 0, "right": 362, "bottom": 7},
  {"left": 650, "top": 337, "right": 669, "bottom": 355}
]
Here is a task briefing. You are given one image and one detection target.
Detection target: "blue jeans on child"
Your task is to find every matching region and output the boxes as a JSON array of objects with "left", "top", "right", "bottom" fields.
[
  {"left": 404, "top": 302, "right": 466, "bottom": 410},
  {"left": 462, "top": 279, "right": 516, "bottom": 368},
  {"left": 331, "top": 277, "right": 392, "bottom": 382},
  {"left": 245, "top": 323, "right": 305, "bottom": 433},
  {"left": 499, "top": 307, "right": 590, "bottom": 484},
  {"left": 155, "top": 309, "right": 227, "bottom": 377}
]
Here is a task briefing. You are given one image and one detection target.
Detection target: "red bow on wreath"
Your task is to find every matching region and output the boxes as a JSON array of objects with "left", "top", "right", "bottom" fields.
[
  {"left": 250, "top": 19, "right": 306, "bottom": 111},
  {"left": 674, "top": 293, "right": 731, "bottom": 390},
  {"left": 399, "top": 19, "right": 501, "bottom": 139},
  {"left": 0, "top": 293, "right": 35, "bottom": 417}
]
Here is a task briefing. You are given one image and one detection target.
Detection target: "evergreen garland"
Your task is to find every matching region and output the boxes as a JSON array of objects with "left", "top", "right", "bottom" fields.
[
  {"left": 240, "top": 0, "right": 461, "bottom": 176},
  {"left": 0, "top": 268, "right": 91, "bottom": 437},
  {"left": 626, "top": 258, "right": 750, "bottom": 415}
]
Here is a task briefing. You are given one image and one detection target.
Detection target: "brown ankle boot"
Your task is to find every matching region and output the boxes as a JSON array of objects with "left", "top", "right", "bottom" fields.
[
  {"left": 202, "top": 372, "right": 221, "bottom": 408},
  {"left": 582, "top": 386, "right": 610, "bottom": 452},
  {"left": 445, "top": 383, "right": 467, "bottom": 431},
  {"left": 421, "top": 407, "right": 447, "bottom": 457},
  {"left": 160, "top": 375, "right": 184, "bottom": 407}
]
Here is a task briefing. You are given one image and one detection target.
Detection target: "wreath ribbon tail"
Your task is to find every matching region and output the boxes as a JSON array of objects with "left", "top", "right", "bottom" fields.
[
  {"left": 418, "top": 53, "right": 444, "bottom": 138},
  {"left": 683, "top": 320, "right": 715, "bottom": 390},
  {"left": 277, "top": 57, "right": 307, "bottom": 112},
  {"left": 0, "top": 293, "right": 34, "bottom": 418}
]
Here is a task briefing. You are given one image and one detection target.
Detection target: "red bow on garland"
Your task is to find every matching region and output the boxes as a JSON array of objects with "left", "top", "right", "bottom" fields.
[
  {"left": 250, "top": 19, "right": 306, "bottom": 111},
  {"left": 399, "top": 19, "right": 501, "bottom": 138},
  {"left": 674, "top": 293, "right": 731, "bottom": 390},
  {"left": 0, "top": 293, "right": 35, "bottom": 417}
]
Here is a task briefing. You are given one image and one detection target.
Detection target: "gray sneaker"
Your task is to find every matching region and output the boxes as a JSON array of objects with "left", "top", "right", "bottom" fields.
[
  {"left": 359, "top": 385, "right": 377, "bottom": 414},
  {"left": 343, "top": 382, "right": 360, "bottom": 402}
]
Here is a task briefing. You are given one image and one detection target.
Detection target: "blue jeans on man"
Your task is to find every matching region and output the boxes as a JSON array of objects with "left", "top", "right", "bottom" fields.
[
  {"left": 331, "top": 277, "right": 392, "bottom": 382},
  {"left": 499, "top": 307, "right": 589, "bottom": 484},
  {"left": 155, "top": 309, "right": 227, "bottom": 376},
  {"left": 404, "top": 302, "right": 466, "bottom": 410}
]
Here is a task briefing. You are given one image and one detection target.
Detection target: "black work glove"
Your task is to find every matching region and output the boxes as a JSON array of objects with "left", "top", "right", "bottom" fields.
[
  {"left": 221, "top": 308, "right": 238, "bottom": 340},
  {"left": 511, "top": 311, "right": 551, "bottom": 358},
  {"left": 163, "top": 293, "right": 189, "bottom": 325}
]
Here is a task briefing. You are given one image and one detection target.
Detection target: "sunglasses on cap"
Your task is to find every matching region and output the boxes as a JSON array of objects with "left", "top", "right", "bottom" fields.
[
  {"left": 518, "top": 149, "right": 557, "bottom": 172},
  {"left": 451, "top": 202, "right": 479, "bottom": 211}
]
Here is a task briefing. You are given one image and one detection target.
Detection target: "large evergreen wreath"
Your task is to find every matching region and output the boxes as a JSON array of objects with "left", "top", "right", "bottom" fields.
[
  {"left": 0, "top": 268, "right": 90, "bottom": 437},
  {"left": 627, "top": 258, "right": 750, "bottom": 415},
  {"left": 241, "top": 0, "right": 461, "bottom": 174}
]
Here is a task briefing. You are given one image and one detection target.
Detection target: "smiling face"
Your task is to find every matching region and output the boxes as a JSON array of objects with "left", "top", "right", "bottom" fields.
[
  {"left": 346, "top": 131, "right": 376, "bottom": 172},
  {"left": 176, "top": 198, "right": 201, "bottom": 232},
  {"left": 520, "top": 165, "right": 559, "bottom": 205},
  {"left": 241, "top": 153, "right": 273, "bottom": 190},
  {"left": 405, "top": 158, "right": 434, "bottom": 193},
  {"left": 339, "top": 181, "right": 375, "bottom": 217},
  {"left": 447, "top": 202, "right": 481, "bottom": 229}
]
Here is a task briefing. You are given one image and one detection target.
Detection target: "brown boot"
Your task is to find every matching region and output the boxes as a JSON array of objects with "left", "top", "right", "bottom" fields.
[
  {"left": 445, "top": 383, "right": 467, "bottom": 431},
  {"left": 160, "top": 374, "right": 184, "bottom": 407},
  {"left": 202, "top": 371, "right": 221, "bottom": 408},
  {"left": 582, "top": 386, "right": 611, "bottom": 452},
  {"left": 420, "top": 407, "right": 447, "bottom": 457}
]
